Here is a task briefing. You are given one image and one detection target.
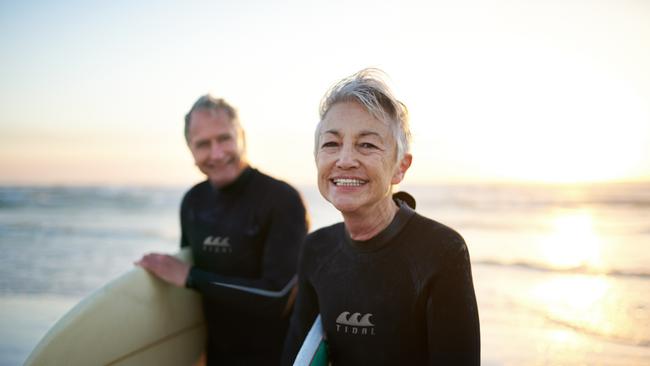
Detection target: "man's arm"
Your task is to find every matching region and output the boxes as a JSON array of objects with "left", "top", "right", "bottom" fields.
[
  {"left": 188, "top": 186, "right": 307, "bottom": 309},
  {"left": 140, "top": 186, "right": 308, "bottom": 314},
  {"left": 136, "top": 192, "right": 193, "bottom": 286},
  {"left": 426, "top": 237, "right": 481, "bottom": 365},
  {"left": 281, "top": 245, "right": 320, "bottom": 366}
]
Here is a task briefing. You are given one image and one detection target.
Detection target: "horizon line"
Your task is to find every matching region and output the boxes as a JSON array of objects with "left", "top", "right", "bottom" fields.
[{"left": 1, "top": 178, "right": 649, "bottom": 189}]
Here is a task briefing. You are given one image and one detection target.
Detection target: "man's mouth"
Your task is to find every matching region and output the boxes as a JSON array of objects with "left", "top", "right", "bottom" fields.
[
  {"left": 331, "top": 178, "right": 368, "bottom": 187},
  {"left": 207, "top": 157, "right": 235, "bottom": 168}
]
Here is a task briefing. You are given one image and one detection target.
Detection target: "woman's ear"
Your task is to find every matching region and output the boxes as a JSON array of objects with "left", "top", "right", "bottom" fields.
[{"left": 391, "top": 153, "right": 412, "bottom": 185}]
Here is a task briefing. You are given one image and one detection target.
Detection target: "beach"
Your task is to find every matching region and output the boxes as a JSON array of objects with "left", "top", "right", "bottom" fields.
[{"left": 1, "top": 183, "right": 649, "bottom": 365}]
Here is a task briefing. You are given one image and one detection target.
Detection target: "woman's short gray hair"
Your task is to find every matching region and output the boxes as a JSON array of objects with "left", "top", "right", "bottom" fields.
[
  {"left": 316, "top": 68, "right": 411, "bottom": 161},
  {"left": 184, "top": 94, "right": 241, "bottom": 145}
]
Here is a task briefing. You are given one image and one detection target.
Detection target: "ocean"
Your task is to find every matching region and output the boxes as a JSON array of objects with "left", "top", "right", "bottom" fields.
[{"left": 1, "top": 183, "right": 649, "bottom": 365}]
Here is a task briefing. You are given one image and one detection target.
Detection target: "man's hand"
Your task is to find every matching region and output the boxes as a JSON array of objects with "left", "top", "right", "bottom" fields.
[{"left": 135, "top": 253, "right": 190, "bottom": 287}]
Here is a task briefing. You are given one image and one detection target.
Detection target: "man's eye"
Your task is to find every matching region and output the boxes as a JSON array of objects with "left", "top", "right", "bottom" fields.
[
  {"left": 195, "top": 141, "right": 209, "bottom": 149},
  {"left": 218, "top": 135, "right": 232, "bottom": 143},
  {"left": 321, "top": 141, "right": 339, "bottom": 148}
]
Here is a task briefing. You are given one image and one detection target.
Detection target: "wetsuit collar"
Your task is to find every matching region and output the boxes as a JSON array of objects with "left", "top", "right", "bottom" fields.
[
  {"left": 211, "top": 166, "right": 255, "bottom": 195},
  {"left": 343, "top": 200, "right": 416, "bottom": 253}
]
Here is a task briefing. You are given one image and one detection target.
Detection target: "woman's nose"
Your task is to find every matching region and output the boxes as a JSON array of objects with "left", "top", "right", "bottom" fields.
[{"left": 335, "top": 145, "right": 359, "bottom": 169}]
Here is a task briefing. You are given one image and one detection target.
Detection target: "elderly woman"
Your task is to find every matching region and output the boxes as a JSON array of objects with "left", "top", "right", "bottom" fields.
[{"left": 282, "top": 69, "right": 480, "bottom": 365}]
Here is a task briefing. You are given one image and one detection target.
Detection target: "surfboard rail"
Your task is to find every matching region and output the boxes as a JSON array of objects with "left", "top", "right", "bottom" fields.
[{"left": 294, "top": 315, "right": 329, "bottom": 366}]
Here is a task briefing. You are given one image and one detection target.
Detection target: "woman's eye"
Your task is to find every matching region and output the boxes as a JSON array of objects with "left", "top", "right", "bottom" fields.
[
  {"left": 359, "top": 142, "right": 378, "bottom": 149},
  {"left": 321, "top": 141, "right": 339, "bottom": 148}
]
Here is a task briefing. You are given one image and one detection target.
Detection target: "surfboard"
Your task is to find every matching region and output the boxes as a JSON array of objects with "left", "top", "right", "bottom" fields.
[
  {"left": 293, "top": 315, "right": 329, "bottom": 366},
  {"left": 24, "top": 249, "right": 206, "bottom": 366}
]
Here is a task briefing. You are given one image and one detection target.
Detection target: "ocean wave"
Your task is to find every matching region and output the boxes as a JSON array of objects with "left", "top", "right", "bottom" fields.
[
  {"left": 401, "top": 182, "right": 650, "bottom": 210},
  {"left": 5, "top": 184, "right": 650, "bottom": 211},
  {"left": 0, "top": 186, "right": 183, "bottom": 210},
  {"left": 474, "top": 259, "right": 650, "bottom": 279},
  {"left": 0, "top": 221, "right": 174, "bottom": 241}
]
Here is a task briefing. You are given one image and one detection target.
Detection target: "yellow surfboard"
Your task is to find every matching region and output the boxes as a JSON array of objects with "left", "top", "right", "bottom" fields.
[{"left": 25, "top": 249, "right": 205, "bottom": 366}]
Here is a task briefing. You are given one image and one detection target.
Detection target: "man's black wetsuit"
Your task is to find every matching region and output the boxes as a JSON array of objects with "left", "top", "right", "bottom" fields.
[
  {"left": 181, "top": 167, "right": 308, "bottom": 365},
  {"left": 282, "top": 198, "right": 480, "bottom": 365}
]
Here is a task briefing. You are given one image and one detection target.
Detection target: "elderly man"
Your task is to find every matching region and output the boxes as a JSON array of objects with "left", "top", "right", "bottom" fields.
[
  {"left": 282, "top": 69, "right": 480, "bottom": 365},
  {"left": 137, "top": 95, "right": 308, "bottom": 366}
]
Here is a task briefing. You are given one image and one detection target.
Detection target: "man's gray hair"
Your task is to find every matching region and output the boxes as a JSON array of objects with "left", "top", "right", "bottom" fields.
[
  {"left": 316, "top": 68, "right": 411, "bottom": 161},
  {"left": 184, "top": 94, "right": 242, "bottom": 145}
]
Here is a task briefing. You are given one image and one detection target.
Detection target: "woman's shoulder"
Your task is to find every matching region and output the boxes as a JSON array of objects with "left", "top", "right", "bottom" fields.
[
  {"left": 301, "top": 222, "right": 344, "bottom": 256},
  {"left": 406, "top": 212, "right": 468, "bottom": 254},
  {"left": 306, "top": 222, "right": 344, "bottom": 245},
  {"left": 298, "top": 223, "right": 345, "bottom": 274}
]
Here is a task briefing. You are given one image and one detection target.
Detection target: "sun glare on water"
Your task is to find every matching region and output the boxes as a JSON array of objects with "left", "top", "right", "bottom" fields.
[
  {"left": 536, "top": 210, "right": 603, "bottom": 271},
  {"left": 522, "top": 208, "right": 650, "bottom": 348}
]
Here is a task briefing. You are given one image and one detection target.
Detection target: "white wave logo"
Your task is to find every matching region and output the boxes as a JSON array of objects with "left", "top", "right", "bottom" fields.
[
  {"left": 335, "top": 311, "right": 375, "bottom": 335},
  {"left": 202, "top": 236, "right": 232, "bottom": 253},
  {"left": 336, "top": 312, "right": 374, "bottom": 326}
]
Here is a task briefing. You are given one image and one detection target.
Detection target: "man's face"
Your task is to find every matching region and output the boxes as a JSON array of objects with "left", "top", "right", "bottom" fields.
[
  {"left": 187, "top": 108, "right": 247, "bottom": 187},
  {"left": 315, "top": 101, "right": 410, "bottom": 215}
]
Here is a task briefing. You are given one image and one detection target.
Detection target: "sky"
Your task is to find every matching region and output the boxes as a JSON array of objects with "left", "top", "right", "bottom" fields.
[{"left": 1, "top": 0, "right": 649, "bottom": 187}]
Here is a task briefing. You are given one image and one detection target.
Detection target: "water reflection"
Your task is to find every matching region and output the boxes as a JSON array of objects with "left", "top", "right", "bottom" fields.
[
  {"left": 536, "top": 210, "right": 603, "bottom": 270},
  {"left": 529, "top": 275, "right": 612, "bottom": 337},
  {"left": 524, "top": 210, "right": 650, "bottom": 347},
  {"left": 525, "top": 271, "right": 650, "bottom": 347}
]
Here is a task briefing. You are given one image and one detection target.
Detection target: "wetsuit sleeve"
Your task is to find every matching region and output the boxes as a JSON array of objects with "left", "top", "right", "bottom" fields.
[
  {"left": 187, "top": 187, "right": 308, "bottom": 314},
  {"left": 179, "top": 194, "right": 190, "bottom": 249},
  {"left": 426, "top": 237, "right": 481, "bottom": 365},
  {"left": 281, "top": 242, "right": 320, "bottom": 366}
]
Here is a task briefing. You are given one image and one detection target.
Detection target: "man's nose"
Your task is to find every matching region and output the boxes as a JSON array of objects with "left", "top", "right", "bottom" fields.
[
  {"left": 335, "top": 144, "right": 359, "bottom": 169},
  {"left": 209, "top": 142, "right": 225, "bottom": 160}
]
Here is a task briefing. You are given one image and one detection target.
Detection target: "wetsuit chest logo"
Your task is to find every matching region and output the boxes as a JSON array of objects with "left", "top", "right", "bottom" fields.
[
  {"left": 335, "top": 311, "right": 376, "bottom": 336},
  {"left": 202, "top": 236, "right": 233, "bottom": 253}
]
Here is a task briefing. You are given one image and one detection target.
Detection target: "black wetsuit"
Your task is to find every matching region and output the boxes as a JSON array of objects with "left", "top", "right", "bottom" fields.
[
  {"left": 181, "top": 167, "right": 308, "bottom": 366},
  {"left": 282, "top": 199, "right": 480, "bottom": 365}
]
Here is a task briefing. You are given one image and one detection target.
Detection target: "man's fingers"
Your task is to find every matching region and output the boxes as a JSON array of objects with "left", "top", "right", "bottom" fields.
[
  {"left": 134, "top": 253, "right": 188, "bottom": 287},
  {"left": 135, "top": 253, "right": 165, "bottom": 270}
]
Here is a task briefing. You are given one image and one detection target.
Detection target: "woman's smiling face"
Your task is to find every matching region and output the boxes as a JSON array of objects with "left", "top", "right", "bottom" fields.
[{"left": 316, "top": 101, "right": 409, "bottom": 215}]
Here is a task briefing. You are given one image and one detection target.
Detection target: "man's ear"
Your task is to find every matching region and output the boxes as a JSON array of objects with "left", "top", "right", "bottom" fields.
[{"left": 391, "top": 153, "right": 412, "bottom": 185}]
